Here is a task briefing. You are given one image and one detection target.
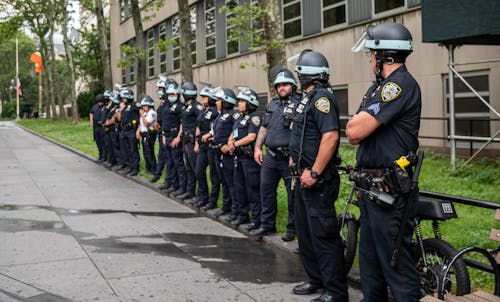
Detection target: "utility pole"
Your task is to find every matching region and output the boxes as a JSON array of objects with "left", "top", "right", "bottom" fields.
[{"left": 16, "top": 37, "right": 20, "bottom": 120}]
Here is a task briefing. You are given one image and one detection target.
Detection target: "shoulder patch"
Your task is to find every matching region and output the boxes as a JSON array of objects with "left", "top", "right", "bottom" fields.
[
  {"left": 232, "top": 112, "right": 240, "bottom": 120},
  {"left": 196, "top": 104, "right": 204, "bottom": 111},
  {"left": 251, "top": 115, "right": 261, "bottom": 127},
  {"left": 314, "top": 97, "right": 330, "bottom": 113},
  {"left": 382, "top": 82, "right": 402, "bottom": 102}
]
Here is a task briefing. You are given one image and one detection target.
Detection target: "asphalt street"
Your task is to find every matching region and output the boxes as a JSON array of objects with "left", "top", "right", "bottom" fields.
[{"left": 0, "top": 121, "right": 363, "bottom": 302}]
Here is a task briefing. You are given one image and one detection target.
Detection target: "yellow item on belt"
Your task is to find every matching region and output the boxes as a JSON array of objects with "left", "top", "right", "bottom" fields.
[
  {"left": 132, "top": 120, "right": 137, "bottom": 125},
  {"left": 395, "top": 156, "right": 410, "bottom": 171}
]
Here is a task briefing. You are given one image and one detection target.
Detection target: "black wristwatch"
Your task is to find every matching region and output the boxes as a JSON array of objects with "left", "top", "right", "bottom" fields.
[{"left": 310, "top": 169, "right": 319, "bottom": 179}]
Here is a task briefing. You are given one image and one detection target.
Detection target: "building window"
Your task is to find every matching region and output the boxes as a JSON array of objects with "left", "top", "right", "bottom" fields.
[
  {"left": 120, "top": 0, "right": 131, "bottom": 22},
  {"left": 374, "top": 0, "right": 404, "bottom": 14},
  {"left": 251, "top": 0, "right": 264, "bottom": 41},
  {"left": 444, "top": 72, "right": 490, "bottom": 137},
  {"left": 172, "top": 16, "right": 181, "bottom": 71},
  {"left": 147, "top": 29, "right": 155, "bottom": 79},
  {"left": 322, "top": 0, "right": 346, "bottom": 29},
  {"left": 158, "top": 23, "right": 168, "bottom": 74},
  {"left": 205, "top": 0, "right": 216, "bottom": 61},
  {"left": 283, "top": 0, "right": 302, "bottom": 39},
  {"left": 226, "top": 0, "right": 239, "bottom": 56},
  {"left": 333, "top": 85, "right": 348, "bottom": 136},
  {"left": 191, "top": 6, "right": 197, "bottom": 65},
  {"left": 121, "top": 40, "right": 136, "bottom": 84}
]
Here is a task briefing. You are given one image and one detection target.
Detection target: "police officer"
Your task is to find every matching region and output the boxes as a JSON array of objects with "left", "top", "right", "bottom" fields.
[
  {"left": 116, "top": 88, "right": 141, "bottom": 176},
  {"left": 347, "top": 23, "right": 421, "bottom": 302},
  {"left": 102, "top": 90, "right": 115, "bottom": 168},
  {"left": 178, "top": 82, "right": 204, "bottom": 201},
  {"left": 251, "top": 69, "right": 301, "bottom": 238},
  {"left": 289, "top": 50, "right": 348, "bottom": 302},
  {"left": 152, "top": 77, "right": 168, "bottom": 184},
  {"left": 136, "top": 95, "right": 157, "bottom": 175},
  {"left": 193, "top": 87, "right": 220, "bottom": 210},
  {"left": 90, "top": 94, "right": 106, "bottom": 162},
  {"left": 161, "top": 80, "right": 187, "bottom": 197},
  {"left": 226, "top": 87, "right": 262, "bottom": 226},
  {"left": 211, "top": 88, "right": 239, "bottom": 217},
  {"left": 105, "top": 92, "right": 123, "bottom": 171}
]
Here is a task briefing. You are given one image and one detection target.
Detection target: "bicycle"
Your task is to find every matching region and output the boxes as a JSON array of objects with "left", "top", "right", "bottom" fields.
[{"left": 337, "top": 151, "right": 471, "bottom": 296}]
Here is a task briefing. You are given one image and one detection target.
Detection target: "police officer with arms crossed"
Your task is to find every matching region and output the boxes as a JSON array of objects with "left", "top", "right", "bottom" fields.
[
  {"left": 116, "top": 89, "right": 141, "bottom": 177},
  {"left": 162, "top": 80, "right": 188, "bottom": 197},
  {"left": 211, "top": 88, "right": 239, "bottom": 218},
  {"left": 105, "top": 92, "right": 123, "bottom": 171},
  {"left": 178, "top": 82, "right": 204, "bottom": 201},
  {"left": 346, "top": 23, "right": 421, "bottom": 302},
  {"left": 252, "top": 69, "right": 301, "bottom": 238},
  {"left": 90, "top": 94, "right": 106, "bottom": 163},
  {"left": 151, "top": 77, "right": 168, "bottom": 184},
  {"left": 226, "top": 87, "right": 262, "bottom": 226},
  {"left": 289, "top": 50, "right": 348, "bottom": 302},
  {"left": 102, "top": 90, "right": 115, "bottom": 168},
  {"left": 193, "top": 87, "right": 220, "bottom": 210},
  {"left": 136, "top": 95, "right": 157, "bottom": 175}
]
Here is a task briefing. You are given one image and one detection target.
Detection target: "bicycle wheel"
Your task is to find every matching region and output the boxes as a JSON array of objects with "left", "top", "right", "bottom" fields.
[
  {"left": 415, "top": 238, "right": 471, "bottom": 296},
  {"left": 338, "top": 215, "right": 359, "bottom": 275}
]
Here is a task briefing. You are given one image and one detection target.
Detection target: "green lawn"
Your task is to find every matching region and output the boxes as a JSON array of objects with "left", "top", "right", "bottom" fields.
[{"left": 17, "top": 118, "right": 499, "bottom": 292}]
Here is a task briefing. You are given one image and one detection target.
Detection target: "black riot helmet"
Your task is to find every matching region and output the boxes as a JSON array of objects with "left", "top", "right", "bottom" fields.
[
  {"left": 273, "top": 68, "right": 297, "bottom": 90},
  {"left": 294, "top": 49, "right": 330, "bottom": 89},
  {"left": 181, "top": 82, "right": 198, "bottom": 102},
  {"left": 352, "top": 22, "right": 413, "bottom": 82},
  {"left": 215, "top": 88, "right": 237, "bottom": 111},
  {"left": 95, "top": 93, "right": 104, "bottom": 103}
]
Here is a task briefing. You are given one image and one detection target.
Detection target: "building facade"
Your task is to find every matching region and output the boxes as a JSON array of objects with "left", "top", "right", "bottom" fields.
[{"left": 110, "top": 0, "right": 500, "bottom": 153}]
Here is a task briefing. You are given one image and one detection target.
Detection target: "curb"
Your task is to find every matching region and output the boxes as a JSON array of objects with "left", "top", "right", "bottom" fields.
[{"left": 16, "top": 122, "right": 361, "bottom": 285}]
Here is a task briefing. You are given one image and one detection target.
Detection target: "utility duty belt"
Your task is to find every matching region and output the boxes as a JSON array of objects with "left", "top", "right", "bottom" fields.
[
  {"left": 267, "top": 147, "right": 290, "bottom": 159},
  {"left": 181, "top": 131, "right": 195, "bottom": 144},
  {"left": 162, "top": 128, "right": 179, "bottom": 137},
  {"left": 122, "top": 123, "right": 137, "bottom": 131},
  {"left": 235, "top": 144, "right": 254, "bottom": 158},
  {"left": 209, "top": 142, "right": 224, "bottom": 156}
]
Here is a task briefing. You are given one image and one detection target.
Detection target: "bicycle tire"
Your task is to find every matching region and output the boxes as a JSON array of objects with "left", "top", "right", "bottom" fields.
[
  {"left": 415, "top": 238, "right": 471, "bottom": 296},
  {"left": 338, "top": 215, "right": 359, "bottom": 275}
]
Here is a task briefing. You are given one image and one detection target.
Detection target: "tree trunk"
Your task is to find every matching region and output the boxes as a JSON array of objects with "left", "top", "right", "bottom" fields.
[
  {"left": 49, "top": 28, "right": 66, "bottom": 121},
  {"left": 258, "top": 0, "right": 286, "bottom": 98},
  {"left": 178, "top": 0, "right": 192, "bottom": 83},
  {"left": 95, "top": 0, "right": 112, "bottom": 89},
  {"left": 41, "top": 42, "right": 56, "bottom": 119},
  {"left": 61, "top": 0, "right": 79, "bottom": 124},
  {"left": 130, "top": 0, "right": 146, "bottom": 97}
]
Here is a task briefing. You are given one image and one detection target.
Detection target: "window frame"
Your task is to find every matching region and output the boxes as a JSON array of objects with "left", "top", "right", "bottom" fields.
[
  {"left": 158, "top": 22, "right": 168, "bottom": 75},
  {"left": 146, "top": 28, "right": 156, "bottom": 79},
  {"left": 225, "top": 0, "right": 239, "bottom": 56},
  {"left": 321, "top": 0, "right": 347, "bottom": 30},
  {"left": 282, "top": 0, "right": 303, "bottom": 40},
  {"left": 372, "top": 0, "right": 406, "bottom": 18},
  {"left": 171, "top": 15, "right": 181, "bottom": 72},
  {"left": 205, "top": 0, "right": 217, "bottom": 62}
]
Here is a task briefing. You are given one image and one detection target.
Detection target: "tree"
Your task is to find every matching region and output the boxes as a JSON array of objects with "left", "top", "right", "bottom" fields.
[
  {"left": 222, "top": 0, "right": 286, "bottom": 96},
  {"left": 177, "top": 0, "right": 192, "bottom": 83},
  {"left": 129, "top": 0, "right": 146, "bottom": 97},
  {"left": 61, "top": 0, "right": 79, "bottom": 123}
]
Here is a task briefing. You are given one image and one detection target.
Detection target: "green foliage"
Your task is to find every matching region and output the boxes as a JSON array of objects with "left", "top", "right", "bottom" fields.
[
  {"left": 0, "top": 15, "right": 23, "bottom": 39},
  {"left": 73, "top": 23, "right": 106, "bottom": 90},
  {"left": 2, "top": 100, "right": 16, "bottom": 118},
  {"left": 117, "top": 44, "right": 146, "bottom": 68},
  {"left": 220, "top": 2, "right": 267, "bottom": 50},
  {"left": 77, "top": 84, "right": 104, "bottom": 119}
]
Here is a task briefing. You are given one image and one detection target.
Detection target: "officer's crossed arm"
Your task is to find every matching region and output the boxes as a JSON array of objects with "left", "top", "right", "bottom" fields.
[
  {"left": 346, "top": 112, "right": 381, "bottom": 145},
  {"left": 301, "top": 130, "right": 339, "bottom": 187}
]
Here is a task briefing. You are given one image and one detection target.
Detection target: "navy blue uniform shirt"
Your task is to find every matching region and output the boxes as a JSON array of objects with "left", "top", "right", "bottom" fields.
[
  {"left": 162, "top": 99, "right": 183, "bottom": 131},
  {"left": 233, "top": 112, "right": 261, "bottom": 141},
  {"left": 90, "top": 104, "right": 104, "bottom": 124},
  {"left": 156, "top": 100, "right": 166, "bottom": 127},
  {"left": 356, "top": 65, "right": 421, "bottom": 168},
  {"left": 196, "top": 106, "right": 219, "bottom": 136},
  {"left": 182, "top": 100, "right": 204, "bottom": 133},
  {"left": 121, "top": 102, "right": 140, "bottom": 126},
  {"left": 213, "top": 110, "right": 240, "bottom": 145},
  {"left": 264, "top": 93, "right": 301, "bottom": 148},
  {"left": 289, "top": 85, "right": 340, "bottom": 168}
]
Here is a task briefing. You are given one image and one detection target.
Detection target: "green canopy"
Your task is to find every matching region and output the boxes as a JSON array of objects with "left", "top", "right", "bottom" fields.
[{"left": 422, "top": 0, "right": 500, "bottom": 45}]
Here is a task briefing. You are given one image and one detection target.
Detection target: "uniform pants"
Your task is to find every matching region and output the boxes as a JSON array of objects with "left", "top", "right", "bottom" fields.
[
  {"left": 359, "top": 192, "right": 421, "bottom": 302},
  {"left": 219, "top": 154, "right": 235, "bottom": 214},
  {"left": 183, "top": 141, "right": 197, "bottom": 194},
  {"left": 259, "top": 154, "right": 295, "bottom": 232},
  {"left": 110, "top": 130, "right": 122, "bottom": 168},
  {"left": 155, "top": 133, "right": 166, "bottom": 177},
  {"left": 294, "top": 174, "right": 348, "bottom": 300},
  {"left": 94, "top": 126, "right": 105, "bottom": 160},
  {"left": 234, "top": 156, "right": 261, "bottom": 223},
  {"left": 140, "top": 132, "right": 157, "bottom": 173},
  {"left": 120, "top": 128, "right": 139, "bottom": 171},
  {"left": 164, "top": 135, "right": 186, "bottom": 190},
  {"left": 103, "top": 130, "right": 115, "bottom": 165},
  {"left": 195, "top": 145, "right": 220, "bottom": 204}
]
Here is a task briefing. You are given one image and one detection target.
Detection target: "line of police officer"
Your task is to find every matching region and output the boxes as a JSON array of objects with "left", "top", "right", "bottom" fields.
[{"left": 89, "top": 21, "right": 421, "bottom": 302}]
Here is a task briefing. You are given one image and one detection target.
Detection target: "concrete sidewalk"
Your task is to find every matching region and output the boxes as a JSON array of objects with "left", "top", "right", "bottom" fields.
[{"left": 0, "top": 121, "right": 362, "bottom": 302}]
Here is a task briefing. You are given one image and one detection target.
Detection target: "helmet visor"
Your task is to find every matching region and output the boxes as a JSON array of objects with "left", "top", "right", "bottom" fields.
[{"left": 351, "top": 31, "right": 368, "bottom": 53}]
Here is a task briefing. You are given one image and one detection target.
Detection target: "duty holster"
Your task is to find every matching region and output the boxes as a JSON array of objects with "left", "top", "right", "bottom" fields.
[{"left": 181, "top": 131, "right": 195, "bottom": 144}]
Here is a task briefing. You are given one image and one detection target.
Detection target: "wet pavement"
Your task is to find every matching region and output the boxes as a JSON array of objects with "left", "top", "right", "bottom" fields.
[{"left": 0, "top": 121, "right": 363, "bottom": 302}]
